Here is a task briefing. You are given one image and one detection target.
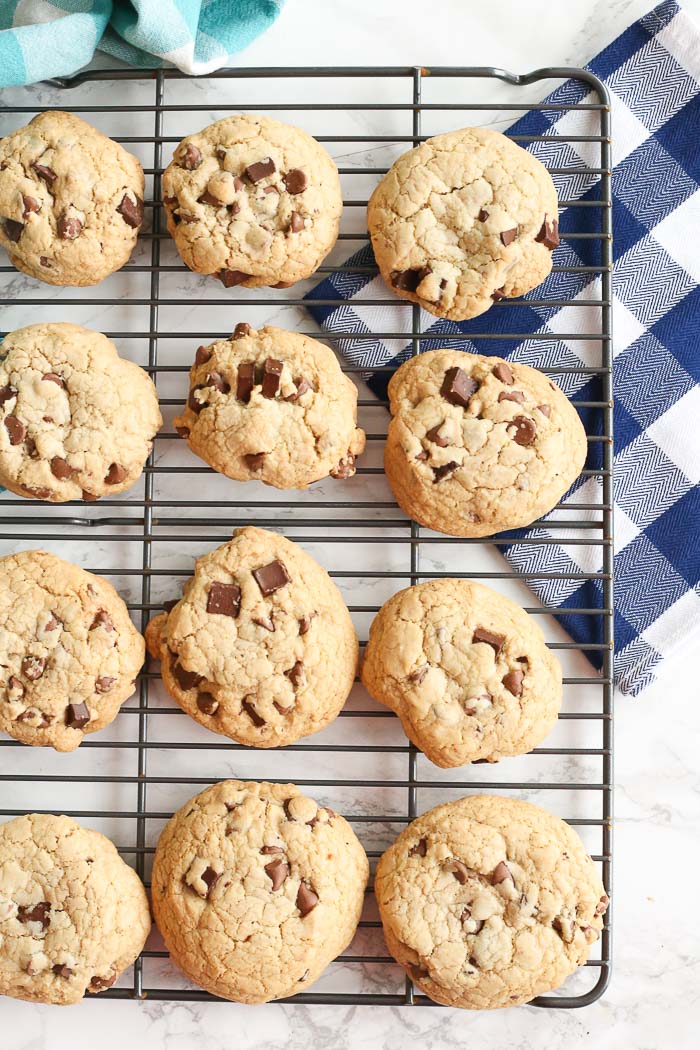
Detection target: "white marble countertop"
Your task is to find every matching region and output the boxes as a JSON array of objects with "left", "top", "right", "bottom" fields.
[{"left": 3, "top": 1, "right": 700, "bottom": 1047}]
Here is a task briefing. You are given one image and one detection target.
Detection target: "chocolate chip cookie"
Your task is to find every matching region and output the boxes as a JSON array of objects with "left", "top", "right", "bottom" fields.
[
  {"left": 145, "top": 527, "right": 357, "bottom": 746},
  {"left": 0, "top": 322, "right": 162, "bottom": 503},
  {"left": 0, "top": 813, "right": 151, "bottom": 1005},
  {"left": 152, "top": 779, "right": 369, "bottom": 1003},
  {"left": 162, "top": 115, "right": 342, "bottom": 288},
  {"left": 173, "top": 324, "right": 365, "bottom": 489},
  {"left": 375, "top": 794, "right": 609, "bottom": 1009},
  {"left": 384, "top": 349, "right": 587, "bottom": 536},
  {"left": 368, "top": 126, "right": 559, "bottom": 320},
  {"left": 0, "top": 550, "right": 144, "bottom": 751},
  {"left": 361, "top": 579, "right": 562, "bottom": 766},
  {"left": 0, "top": 111, "right": 145, "bottom": 286}
]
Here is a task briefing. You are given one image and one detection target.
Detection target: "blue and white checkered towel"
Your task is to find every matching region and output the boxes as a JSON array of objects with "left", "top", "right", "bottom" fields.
[
  {"left": 307, "top": 0, "right": 700, "bottom": 697},
  {"left": 0, "top": 1, "right": 284, "bottom": 86}
]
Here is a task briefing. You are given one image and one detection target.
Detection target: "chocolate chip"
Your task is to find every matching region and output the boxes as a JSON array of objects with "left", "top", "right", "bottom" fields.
[
  {"left": 199, "top": 190, "right": 223, "bottom": 207},
  {"left": 236, "top": 362, "right": 256, "bottom": 403},
  {"left": 50, "top": 456, "right": 73, "bottom": 480},
  {"left": 0, "top": 384, "right": 17, "bottom": 405},
  {"left": 330, "top": 453, "right": 356, "bottom": 480},
  {"left": 408, "top": 665, "right": 429, "bottom": 684},
  {"left": 175, "top": 425, "right": 190, "bottom": 438},
  {"left": 285, "top": 376, "right": 311, "bottom": 402},
  {"left": 261, "top": 357, "right": 283, "bottom": 398},
  {"left": 426, "top": 424, "right": 449, "bottom": 447},
  {"left": 39, "top": 256, "right": 52, "bottom": 267},
  {"left": 82, "top": 490, "right": 98, "bottom": 502},
  {"left": 283, "top": 169, "right": 308, "bottom": 194},
  {"left": 500, "top": 227, "right": 518, "bottom": 247},
  {"left": 206, "top": 581, "right": 241, "bottom": 618},
  {"left": 244, "top": 452, "right": 266, "bottom": 471},
  {"left": 89, "top": 973, "right": 116, "bottom": 993},
  {"left": 415, "top": 450, "right": 429, "bottom": 461},
  {"left": 498, "top": 390, "right": 525, "bottom": 405},
  {"left": 510, "top": 415, "right": 537, "bottom": 446},
  {"left": 289, "top": 211, "right": 305, "bottom": 233},
  {"left": 477, "top": 208, "right": 490, "bottom": 222},
  {"left": 4, "top": 416, "right": 25, "bottom": 445},
  {"left": 188, "top": 384, "right": 205, "bottom": 413},
  {"left": 391, "top": 267, "right": 429, "bottom": 293},
  {"left": 242, "top": 699, "right": 265, "bottom": 727},
  {"left": 433, "top": 461, "right": 459, "bottom": 483},
  {"left": 21, "top": 656, "right": 46, "bottom": 680},
  {"left": 493, "top": 362, "right": 513, "bottom": 385},
  {"left": 7, "top": 675, "right": 25, "bottom": 698},
  {"left": 179, "top": 143, "right": 202, "bottom": 170},
  {"left": 196, "top": 692, "right": 218, "bottom": 715},
  {"left": 172, "top": 660, "right": 203, "bottom": 691},
  {"left": 409, "top": 838, "right": 427, "bottom": 857},
  {"left": 252, "top": 615, "right": 275, "bottom": 632},
  {"left": 22, "top": 195, "right": 40, "bottom": 217},
  {"left": 42, "top": 373, "right": 65, "bottom": 388},
  {"left": 298, "top": 613, "right": 314, "bottom": 635},
  {"left": 537, "top": 403, "right": 551, "bottom": 418},
  {"left": 491, "top": 288, "right": 505, "bottom": 301},
  {"left": 233, "top": 177, "right": 245, "bottom": 191},
  {"left": 245, "top": 158, "right": 276, "bottom": 182},
  {"left": 95, "top": 676, "right": 116, "bottom": 693},
  {"left": 205, "top": 370, "right": 230, "bottom": 394},
  {"left": 261, "top": 844, "right": 284, "bottom": 854},
  {"left": 447, "top": 859, "right": 469, "bottom": 884},
  {"left": 472, "top": 627, "right": 505, "bottom": 654},
  {"left": 273, "top": 700, "right": 293, "bottom": 715},
  {"left": 253, "top": 559, "right": 290, "bottom": 596},
  {"left": 218, "top": 269, "right": 250, "bottom": 287},
  {"left": 3, "top": 218, "right": 24, "bottom": 242},
  {"left": 440, "top": 366, "right": 478, "bottom": 408},
  {"left": 65, "top": 702, "right": 90, "bottom": 729},
  {"left": 32, "top": 163, "right": 57, "bottom": 185},
  {"left": 202, "top": 867, "right": 220, "bottom": 897},
  {"left": 117, "top": 194, "right": 143, "bottom": 228},
  {"left": 104, "top": 463, "right": 127, "bottom": 485},
  {"left": 491, "top": 861, "right": 513, "bottom": 884},
  {"left": 57, "top": 215, "right": 82, "bottom": 240},
  {"left": 90, "top": 610, "right": 115, "bottom": 631},
  {"left": 17, "top": 902, "right": 50, "bottom": 929},
  {"left": 265, "top": 858, "right": 290, "bottom": 891},
  {"left": 53, "top": 964, "right": 74, "bottom": 978},
  {"left": 285, "top": 660, "right": 305, "bottom": 688},
  {"left": 233, "top": 322, "right": 252, "bottom": 339},
  {"left": 296, "top": 881, "right": 319, "bottom": 916},
  {"left": 502, "top": 670, "right": 524, "bottom": 696},
  {"left": 535, "top": 217, "right": 560, "bottom": 250},
  {"left": 195, "top": 345, "right": 213, "bottom": 366}
]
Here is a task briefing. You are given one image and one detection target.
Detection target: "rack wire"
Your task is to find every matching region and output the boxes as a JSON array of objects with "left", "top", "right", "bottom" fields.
[{"left": 0, "top": 66, "right": 613, "bottom": 1008}]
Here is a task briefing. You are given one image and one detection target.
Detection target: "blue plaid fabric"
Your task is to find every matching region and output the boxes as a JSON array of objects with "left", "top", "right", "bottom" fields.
[{"left": 307, "top": 0, "right": 700, "bottom": 696}]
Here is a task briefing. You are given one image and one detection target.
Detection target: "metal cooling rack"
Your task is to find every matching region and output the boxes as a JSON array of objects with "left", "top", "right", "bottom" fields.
[{"left": 0, "top": 66, "right": 613, "bottom": 1009}]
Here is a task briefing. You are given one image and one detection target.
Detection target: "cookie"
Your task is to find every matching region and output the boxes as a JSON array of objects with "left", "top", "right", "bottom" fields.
[
  {"left": 0, "top": 322, "right": 162, "bottom": 503},
  {"left": 145, "top": 526, "right": 357, "bottom": 747},
  {"left": 361, "top": 579, "right": 561, "bottom": 767},
  {"left": 0, "top": 111, "right": 144, "bottom": 286},
  {"left": 0, "top": 813, "right": 151, "bottom": 1005},
  {"left": 162, "top": 114, "right": 341, "bottom": 288},
  {"left": 384, "top": 349, "right": 587, "bottom": 536},
  {"left": 375, "top": 794, "right": 609, "bottom": 1009},
  {"left": 368, "top": 126, "right": 559, "bottom": 321},
  {"left": 152, "top": 779, "right": 369, "bottom": 1003},
  {"left": 173, "top": 324, "right": 365, "bottom": 489},
  {"left": 0, "top": 550, "right": 144, "bottom": 751}
]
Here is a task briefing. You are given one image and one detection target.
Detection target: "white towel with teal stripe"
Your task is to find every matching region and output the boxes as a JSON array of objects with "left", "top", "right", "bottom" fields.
[{"left": 0, "top": 0, "right": 284, "bottom": 86}]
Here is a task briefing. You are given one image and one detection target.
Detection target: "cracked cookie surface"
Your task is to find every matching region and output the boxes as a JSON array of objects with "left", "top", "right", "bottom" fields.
[
  {"left": 0, "top": 550, "right": 145, "bottom": 751},
  {"left": 361, "top": 579, "right": 562, "bottom": 767},
  {"left": 0, "top": 813, "right": 151, "bottom": 1005},
  {"left": 0, "top": 323, "right": 162, "bottom": 503},
  {"left": 368, "top": 126, "right": 559, "bottom": 321},
  {"left": 162, "top": 115, "right": 342, "bottom": 287},
  {"left": 384, "top": 349, "right": 587, "bottom": 537},
  {"left": 145, "top": 527, "right": 357, "bottom": 746},
  {"left": 152, "top": 779, "right": 368, "bottom": 1003},
  {"left": 173, "top": 324, "right": 365, "bottom": 489},
  {"left": 0, "top": 111, "right": 144, "bottom": 286},
  {"left": 375, "top": 794, "right": 608, "bottom": 1009}
]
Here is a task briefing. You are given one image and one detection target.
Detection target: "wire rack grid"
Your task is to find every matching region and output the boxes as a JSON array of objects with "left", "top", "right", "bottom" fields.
[{"left": 0, "top": 65, "right": 613, "bottom": 1009}]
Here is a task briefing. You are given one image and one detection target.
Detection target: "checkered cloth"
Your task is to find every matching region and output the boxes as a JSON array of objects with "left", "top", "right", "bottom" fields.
[
  {"left": 307, "top": 0, "right": 700, "bottom": 697},
  {"left": 0, "top": 1, "right": 284, "bottom": 85}
]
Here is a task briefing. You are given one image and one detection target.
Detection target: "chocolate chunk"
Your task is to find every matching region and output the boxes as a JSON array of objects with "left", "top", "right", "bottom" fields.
[
  {"left": 236, "top": 361, "right": 256, "bottom": 403},
  {"left": 273, "top": 280, "right": 294, "bottom": 289},
  {"left": 491, "top": 287, "right": 505, "bottom": 301},
  {"left": 298, "top": 613, "right": 314, "bottom": 635},
  {"left": 296, "top": 881, "right": 319, "bottom": 916},
  {"left": 261, "top": 357, "right": 283, "bottom": 398},
  {"left": 0, "top": 384, "right": 17, "bottom": 405},
  {"left": 206, "top": 581, "right": 241, "bottom": 618},
  {"left": 205, "top": 370, "right": 230, "bottom": 394},
  {"left": 433, "top": 461, "right": 459, "bottom": 483},
  {"left": 447, "top": 859, "right": 469, "bottom": 884},
  {"left": 273, "top": 700, "right": 293, "bottom": 715},
  {"left": 17, "top": 902, "right": 50, "bottom": 929},
  {"left": 195, "top": 345, "right": 213, "bottom": 366},
  {"left": 242, "top": 699, "right": 265, "bottom": 727},
  {"left": 535, "top": 218, "right": 560, "bottom": 250},
  {"left": 57, "top": 215, "right": 82, "bottom": 240},
  {"left": 285, "top": 660, "right": 305, "bottom": 688},
  {"left": 175, "top": 424, "right": 190, "bottom": 438},
  {"left": 65, "top": 702, "right": 90, "bottom": 729},
  {"left": 196, "top": 692, "right": 218, "bottom": 715},
  {"left": 253, "top": 559, "right": 290, "bottom": 596},
  {"left": 477, "top": 208, "right": 490, "bottom": 222},
  {"left": 510, "top": 415, "right": 537, "bottom": 446},
  {"left": 95, "top": 676, "right": 116, "bottom": 693},
  {"left": 409, "top": 838, "right": 427, "bottom": 857},
  {"left": 199, "top": 190, "right": 223, "bottom": 207},
  {"left": 252, "top": 615, "right": 275, "bottom": 632},
  {"left": 177, "top": 211, "right": 197, "bottom": 224},
  {"left": 4, "top": 416, "right": 25, "bottom": 445},
  {"left": 492, "top": 861, "right": 513, "bottom": 884},
  {"left": 244, "top": 452, "right": 266, "bottom": 471},
  {"left": 188, "top": 384, "right": 205, "bottom": 413},
  {"left": 218, "top": 269, "right": 250, "bottom": 287},
  {"left": 22, "top": 195, "right": 40, "bottom": 217},
  {"left": 426, "top": 423, "right": 449, "bottom": 447},
  {"left": 233, "top": 176, "right": 245, "bottom": 191},
  {"left": 472, "top": 627, "right": 505, "bottom": 654},
  {"left": 415, "top": 450, "right": 429, "bottom": 461},
  {"left": 50, "top": 456, "right": 73, "bottom": 480},
  {"left": 8, "top": 675, "right": 25, "bottom": 698},
  {"left": 53, "top": 964, "right": 74, "bottom": 978},
  {"left": 172, "top": 660, "right": 203, "bottom": 691},
  {"left": 90, "top": 610, "right": 115, "bottom": 631},
  {"left": 104, "top": 463, "right": 127, "bottom": 485},
  {"left": 265, "top": 858, "right": 290, "bottom": 891},
  {"left": 284, "top": 169, "right": 308, "bottom": 194},
  {"left": 500, "top": 227, "right": 518, "bottom": 247},
  {"left": 596, "top": 894, "right": 610, "bottom": 916},
  {"left": 330, "top": 453, "right": 356, "bottom": 480},
  {"left": 42, "top": 373, "right": 65, "bottom": 388},
  {"left": 502, "top": 669, "right": 524, "bottom": 696},
  {"left": 537, "top": 403, "right": 551, "bottom": 418},
  {"left": 261, "top": 845, "right": 284, "bottom": 855},
  {"left": 39, "top": 256, "right": 52, "bottom": 267},
  {"left": 410, "top": 964, "right": 429, "bottom": 981},
  {"left": 498, "top": 390, "right": 525, "bottom": 405},
  {"left": 408, "top": 665, "right": 429, "bottom": 684},
  {"left": 82, "top": 490, "right": 98, "bottom": 502},
  {"left": 163, "top": 599, "right": 179, "bottom": 612},
  {"left": 245, "top": 158, "right": 276, "bottom": 182},
  {"left": 21, "top": 656, "right": 46, "bottom": 680},
  {"left": 202, "top": 867, "right": 220, "bottom": 897},
  {"left": 179, "top": 143, "right": 202, "bottom": 170},
  {"left": 117, "top": 194, "right": 143, "bottom": 228},
  {"left": 289, "top": 211, "right": 305, "bottom": 233},
  {"left": 285, "top": 376, "right": 311, "bottom": 402},
  {"left": 3, "top": 219, "right": 24, "bottom": 242},
  {"left": 440, "top": 366, "right": 478, "bottom": 408},
  {"left": 233, "top": 322, "right": 252, "bottom": 339},
  {"left": 32, "top": 163, "right": 57, "bottom": 185},
  {"left": 89, "top": 973, "right": 116, "bottom": 993},
  {"left": 391, "top": 267, "right": 429, "bottom": 293}
]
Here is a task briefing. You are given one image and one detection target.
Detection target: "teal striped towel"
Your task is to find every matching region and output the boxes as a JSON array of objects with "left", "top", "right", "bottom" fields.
[{"left": 0, "top": 0, "right": 284, "bottom": 86}]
